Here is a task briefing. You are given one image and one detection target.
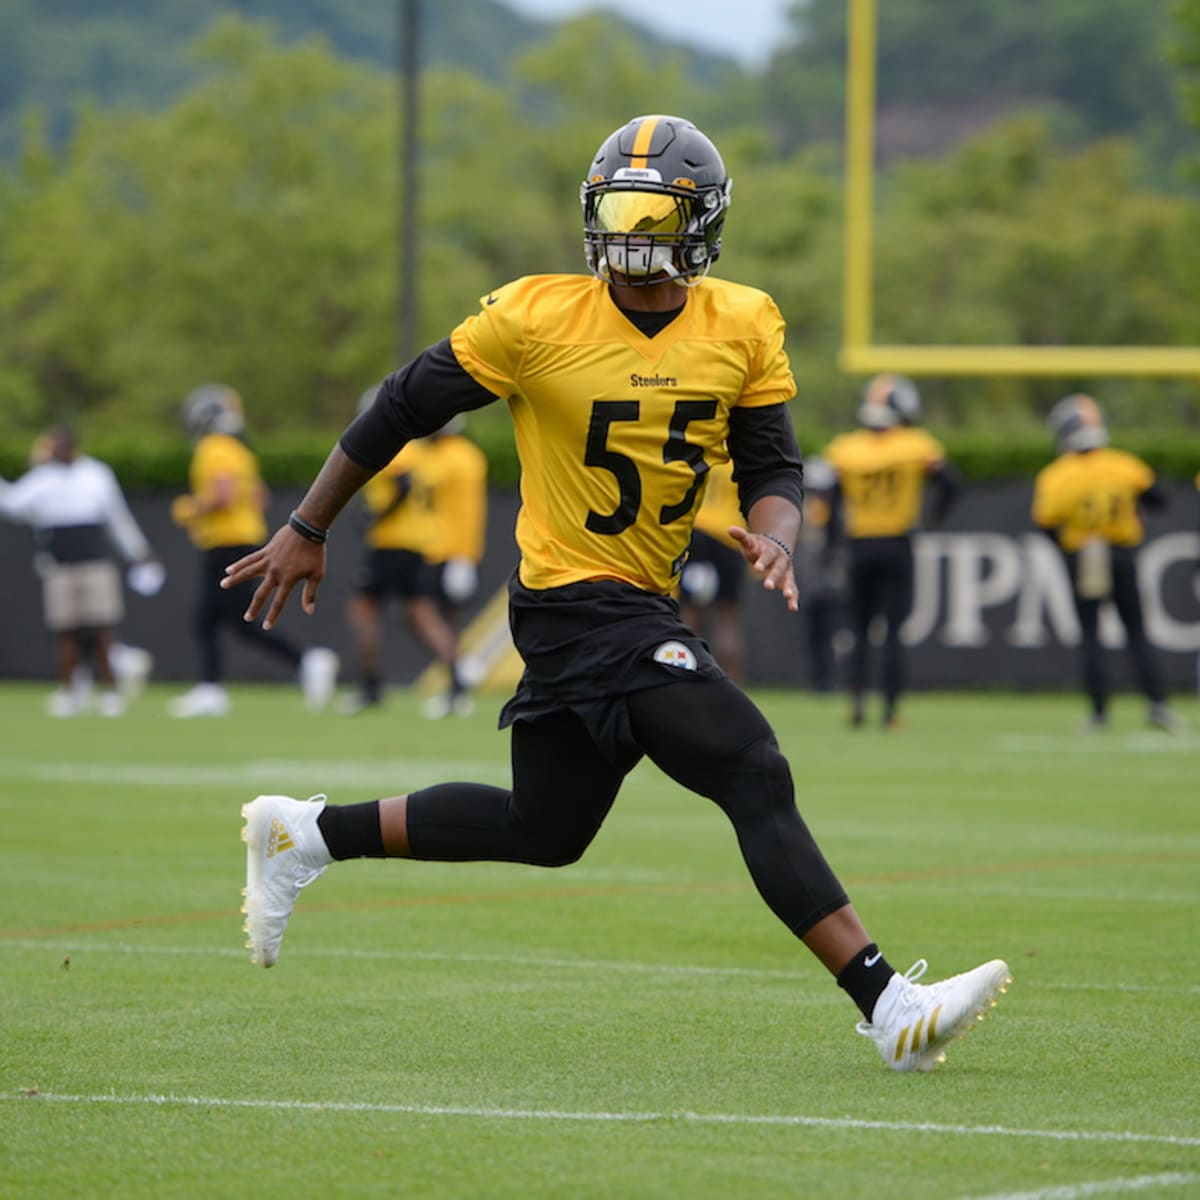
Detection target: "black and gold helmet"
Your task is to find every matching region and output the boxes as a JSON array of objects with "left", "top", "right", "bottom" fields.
[
  {"left": 857, "top": 374, "right": 921, "bottom": 430},
  {"left": 581, "top": 114, "right": 731, "bottom": 287},
  {"left": 1047, "top": 393, "right": 1108, "bottom": 453},
  {"left": 183, "top": 383, "right": 244, "bottom": 439}
]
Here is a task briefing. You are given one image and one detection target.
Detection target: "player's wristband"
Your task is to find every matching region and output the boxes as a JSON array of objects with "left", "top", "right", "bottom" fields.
[
  {"left": 288, "top": 510, "right": 329, "bottom": 545},
  {"left": 760, "top": 532, "right": 793, "bottom": 561}
]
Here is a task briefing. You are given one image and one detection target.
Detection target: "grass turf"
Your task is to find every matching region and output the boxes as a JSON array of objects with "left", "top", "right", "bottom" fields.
[{"left": 1, "top": 682, "right": 1197, "bottom": 1199}]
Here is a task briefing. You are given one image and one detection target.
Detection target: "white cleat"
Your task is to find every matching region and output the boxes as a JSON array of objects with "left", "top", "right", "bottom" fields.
[
  {"left": 240, "top": 794, "right": 333, "bottom": 967},
  {"left": 420, "top": 692, "right": 475, "bottom": 720},
  {"left": 168, "top": 683, "right": 230, "bottom": 718},
  {"left": 300, "top": 648, "right": 340, "bottom": 712},
  {"left": 856, "top": 958, "right": 1011, "bottom": 1072},
  {"left": 45, "top": 688, "right": 86, "bottom": 719},
  {"left": 111, "top": 643, "right": 154, "bottom": 702}
]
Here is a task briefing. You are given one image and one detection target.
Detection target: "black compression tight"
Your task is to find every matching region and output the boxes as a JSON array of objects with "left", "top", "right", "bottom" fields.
[{"left": 406, "top": 678, "right": 848, "bottom": 938}]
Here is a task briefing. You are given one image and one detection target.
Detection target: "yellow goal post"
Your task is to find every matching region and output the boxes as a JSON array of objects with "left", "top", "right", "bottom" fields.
[{"left": 839, "top": 0, "right": 1200, "bottom": 378}]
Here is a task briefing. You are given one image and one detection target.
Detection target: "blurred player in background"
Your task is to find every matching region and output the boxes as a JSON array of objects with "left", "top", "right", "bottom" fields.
[
  {"left": 678, "top": 456, "right": 746, "bottom": 681},
  {"left": 414, "top": 416, "right": 489, "bottom": 717},
  {"left": 0, "top": 423, "right": 163, "bottom": 717},
  {"left": 1033, "top": 394, "right": 1176, "bottom": 731},
  {"left": 795, "top": 455, "right": 847, "bottom": 693},
  {"left": 227, "top": 114, "right": 1009, "bottom": 1074},
  {"left": 169, "top": 384, "right": 338, "bottom": 718},
  {"left": 824, "top": 375, "right": 959, "bottom": 730},
  {"left": 338, "top": 392, "right": 485, "bottom": 718}
]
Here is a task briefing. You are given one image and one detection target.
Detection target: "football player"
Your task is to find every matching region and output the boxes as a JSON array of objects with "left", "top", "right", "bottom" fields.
[
  {"left": 339, "top": 397, "right": 488, "bottom": 718},
  {"left": 168, "top": 384, "right": 339, "bottom": 717},
  {"left": 227, "top": 115, "right": 1009, "bottom": 1071},
  {"left": 1033, "top": 393, "right": 1176, "bottom": 730},
  {"left": 823, "top": 375, "right": 959, "bottom": 729}
]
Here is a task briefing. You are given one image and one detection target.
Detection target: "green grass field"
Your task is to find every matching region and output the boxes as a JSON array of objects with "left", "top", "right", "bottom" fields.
[{"left": 2, "top": 682, "right": 1197, "bottom": 1199}]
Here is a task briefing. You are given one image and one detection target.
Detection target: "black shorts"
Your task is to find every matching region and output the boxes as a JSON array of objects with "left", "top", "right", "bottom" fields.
[
  {"left": 352, "top": 548, "right": 439, "bottom": 601},
  {"left": 680, "top": 530, "right": 744, "bottom": 605},
  {"left": 498, "top": 575, "right": 726, "bottom": 761}
]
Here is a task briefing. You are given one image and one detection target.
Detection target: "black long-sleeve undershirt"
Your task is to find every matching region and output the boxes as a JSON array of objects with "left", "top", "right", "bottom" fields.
[{"left": 339, "top": 337, "right": 805, "bottom": 519}]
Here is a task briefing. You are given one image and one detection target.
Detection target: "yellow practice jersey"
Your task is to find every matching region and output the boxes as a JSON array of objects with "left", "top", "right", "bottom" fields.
[
  {"left": 692, "top": 457, "right": 743, "bottom": 550},
  {"left": 188, "top": 433, "right": 267, "bottom": 549},
  {"left": 823, "top": 427, "right": 945, "bottom": 538},
  {"left": 1032, "top": 448, "right": 1155, "bottom": 551},
  {"left": 421, "top": 434, "right": 489, "bottom": 564},
  {"left": 363, "top": 441, "right": 437, "bottom": 553},
  {"left": 450, "top": 274, "right": 794, "bottom": 592}
]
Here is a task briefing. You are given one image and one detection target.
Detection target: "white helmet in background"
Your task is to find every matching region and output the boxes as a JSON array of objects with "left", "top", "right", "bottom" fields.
[
  {"left": 183, "top": 384, "right": 244, "bottom": 439},
  {"left": 857, "top": 374, "right": 921, "bottom": 430},
  {"left": 1047, "top": 393, "right": 1108, "bottom": 453}
]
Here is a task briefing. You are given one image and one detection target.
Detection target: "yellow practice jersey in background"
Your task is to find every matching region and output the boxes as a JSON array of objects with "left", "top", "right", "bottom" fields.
[
  {"left": 364, "top": 441, "right": 436, "bottom": 553},
  {"left": 421, "top": 434, "right": 489, "bottom": 564},
  {"left": 1032, "top": 448, "right": 1154, "bottom": 551},
  {"left": 692, "top": 456, "right": 743, "bottom": 550},
  {"left": 823, "top": 426, "right": 945, "bottom": 538},
  {"left": 188, "top": 433, "right": 267, "bottom": 549},
  {"left": 451, "top": 274, "right": 795, "bottom": 593}
]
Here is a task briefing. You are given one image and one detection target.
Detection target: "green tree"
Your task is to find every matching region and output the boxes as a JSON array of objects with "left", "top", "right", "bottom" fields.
[
  {"left": 768, "top": 0, "right": 1185, "bottom": 173},
  {"left": 0, "top": 19, "right": 399, "bottom": 436}
]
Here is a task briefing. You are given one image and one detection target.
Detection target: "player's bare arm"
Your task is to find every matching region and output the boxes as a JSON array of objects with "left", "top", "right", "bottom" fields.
[
  {"left": 221, "top": 445, "right": 378, "bottom": 629},
  {"left": 729, "top": 494, "right": 801, "bottom": 613}
]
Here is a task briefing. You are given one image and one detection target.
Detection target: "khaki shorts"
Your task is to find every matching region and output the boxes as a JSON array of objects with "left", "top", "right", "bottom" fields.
[{"left": 42, "top": 560, "right": 124, "bottom": 632}]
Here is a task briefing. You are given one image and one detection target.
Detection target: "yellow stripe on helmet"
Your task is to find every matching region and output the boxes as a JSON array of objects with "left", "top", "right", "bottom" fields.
[{"left": 629, "top": 115, "right": 661, "bottom": 169}]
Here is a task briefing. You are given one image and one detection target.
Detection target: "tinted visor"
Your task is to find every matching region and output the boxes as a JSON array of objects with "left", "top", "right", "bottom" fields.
[{"left": 592, "top": 188, "right": 689, "bottom": 235}]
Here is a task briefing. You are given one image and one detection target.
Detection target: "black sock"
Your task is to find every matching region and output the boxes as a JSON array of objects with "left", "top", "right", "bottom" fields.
[
  {"left": 316, "top": 801, "right": 386, "bottom": 860},
  {"left": 836, "top": 943, "right": 896, "bottom": 1020}
]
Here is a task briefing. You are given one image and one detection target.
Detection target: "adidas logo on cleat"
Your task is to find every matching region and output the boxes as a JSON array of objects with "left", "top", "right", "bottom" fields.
[
  {"left": 856, "top": 958, "right": 1011, "bottom": 1072},
  {"left": 266, "top": 818, "right": 294, "bottom": 858},
  {"left": 891, "top": 1004, "right": 943, "bottom": 1065}
]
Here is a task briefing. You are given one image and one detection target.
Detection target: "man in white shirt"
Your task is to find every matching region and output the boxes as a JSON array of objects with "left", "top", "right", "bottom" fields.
[{"left": 0, "top": 424, "right": 162, "bottom": 716}]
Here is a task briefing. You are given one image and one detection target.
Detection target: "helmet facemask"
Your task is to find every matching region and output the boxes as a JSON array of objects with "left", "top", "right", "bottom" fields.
[{"left": 582, "top": 174, "right": 730, "bottom": 287}]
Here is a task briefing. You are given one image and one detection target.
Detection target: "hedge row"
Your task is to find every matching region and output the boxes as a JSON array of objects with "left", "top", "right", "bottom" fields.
[{"left": 2, "top": 426, "right": 1198, "bottom": 489}]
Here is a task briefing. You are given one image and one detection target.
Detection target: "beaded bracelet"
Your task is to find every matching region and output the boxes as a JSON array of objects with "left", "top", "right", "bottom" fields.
[
  {"left": 288, "top": 510, "right": 329, "bottom": 545},
  {"left": 760, "top": 531, "right": 793, "bottom": 561}
]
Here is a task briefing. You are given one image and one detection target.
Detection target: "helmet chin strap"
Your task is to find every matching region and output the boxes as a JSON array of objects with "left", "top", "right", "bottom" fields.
[{"left": 599, "top": 245, "right": 712, "bottom": 288}]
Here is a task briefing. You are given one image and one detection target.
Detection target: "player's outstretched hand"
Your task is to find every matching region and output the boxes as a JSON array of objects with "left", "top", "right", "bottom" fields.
[
  {"left": 728, "top": 526, "right": 799, "bottom": 613},
  {"left": 220, "top": 526, "right": 326, "bottom": 630}
]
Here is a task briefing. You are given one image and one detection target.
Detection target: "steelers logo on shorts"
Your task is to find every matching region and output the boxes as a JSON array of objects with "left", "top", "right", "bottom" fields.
[{"left": 652, "top": 641, "right": 697, "bottom": 671}]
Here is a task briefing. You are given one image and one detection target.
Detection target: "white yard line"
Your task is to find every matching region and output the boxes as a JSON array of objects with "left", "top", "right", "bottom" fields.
[
  {"left": 961, "top": 1172, "right": 1199, "bottom": 1199},
  {"left": 0, "top": 939, "right": 825, "bottom": 983},
  {"left": 993, "top": 733, "right": 1200, "bottom": 755},
  {"left": 4, "top": 939, "right": 1199, "bottom": 996},
  {"left": 3, "top": 1091, "right": 1198, "bottom": 1149},
  {"left": 10, "top": 757, "right": 510, "bottom": 788}
]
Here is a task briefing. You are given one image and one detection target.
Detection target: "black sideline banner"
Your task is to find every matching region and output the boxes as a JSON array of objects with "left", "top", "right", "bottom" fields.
[{"left": 1, "top": 484, "right": 1197, "bottom": 691}]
